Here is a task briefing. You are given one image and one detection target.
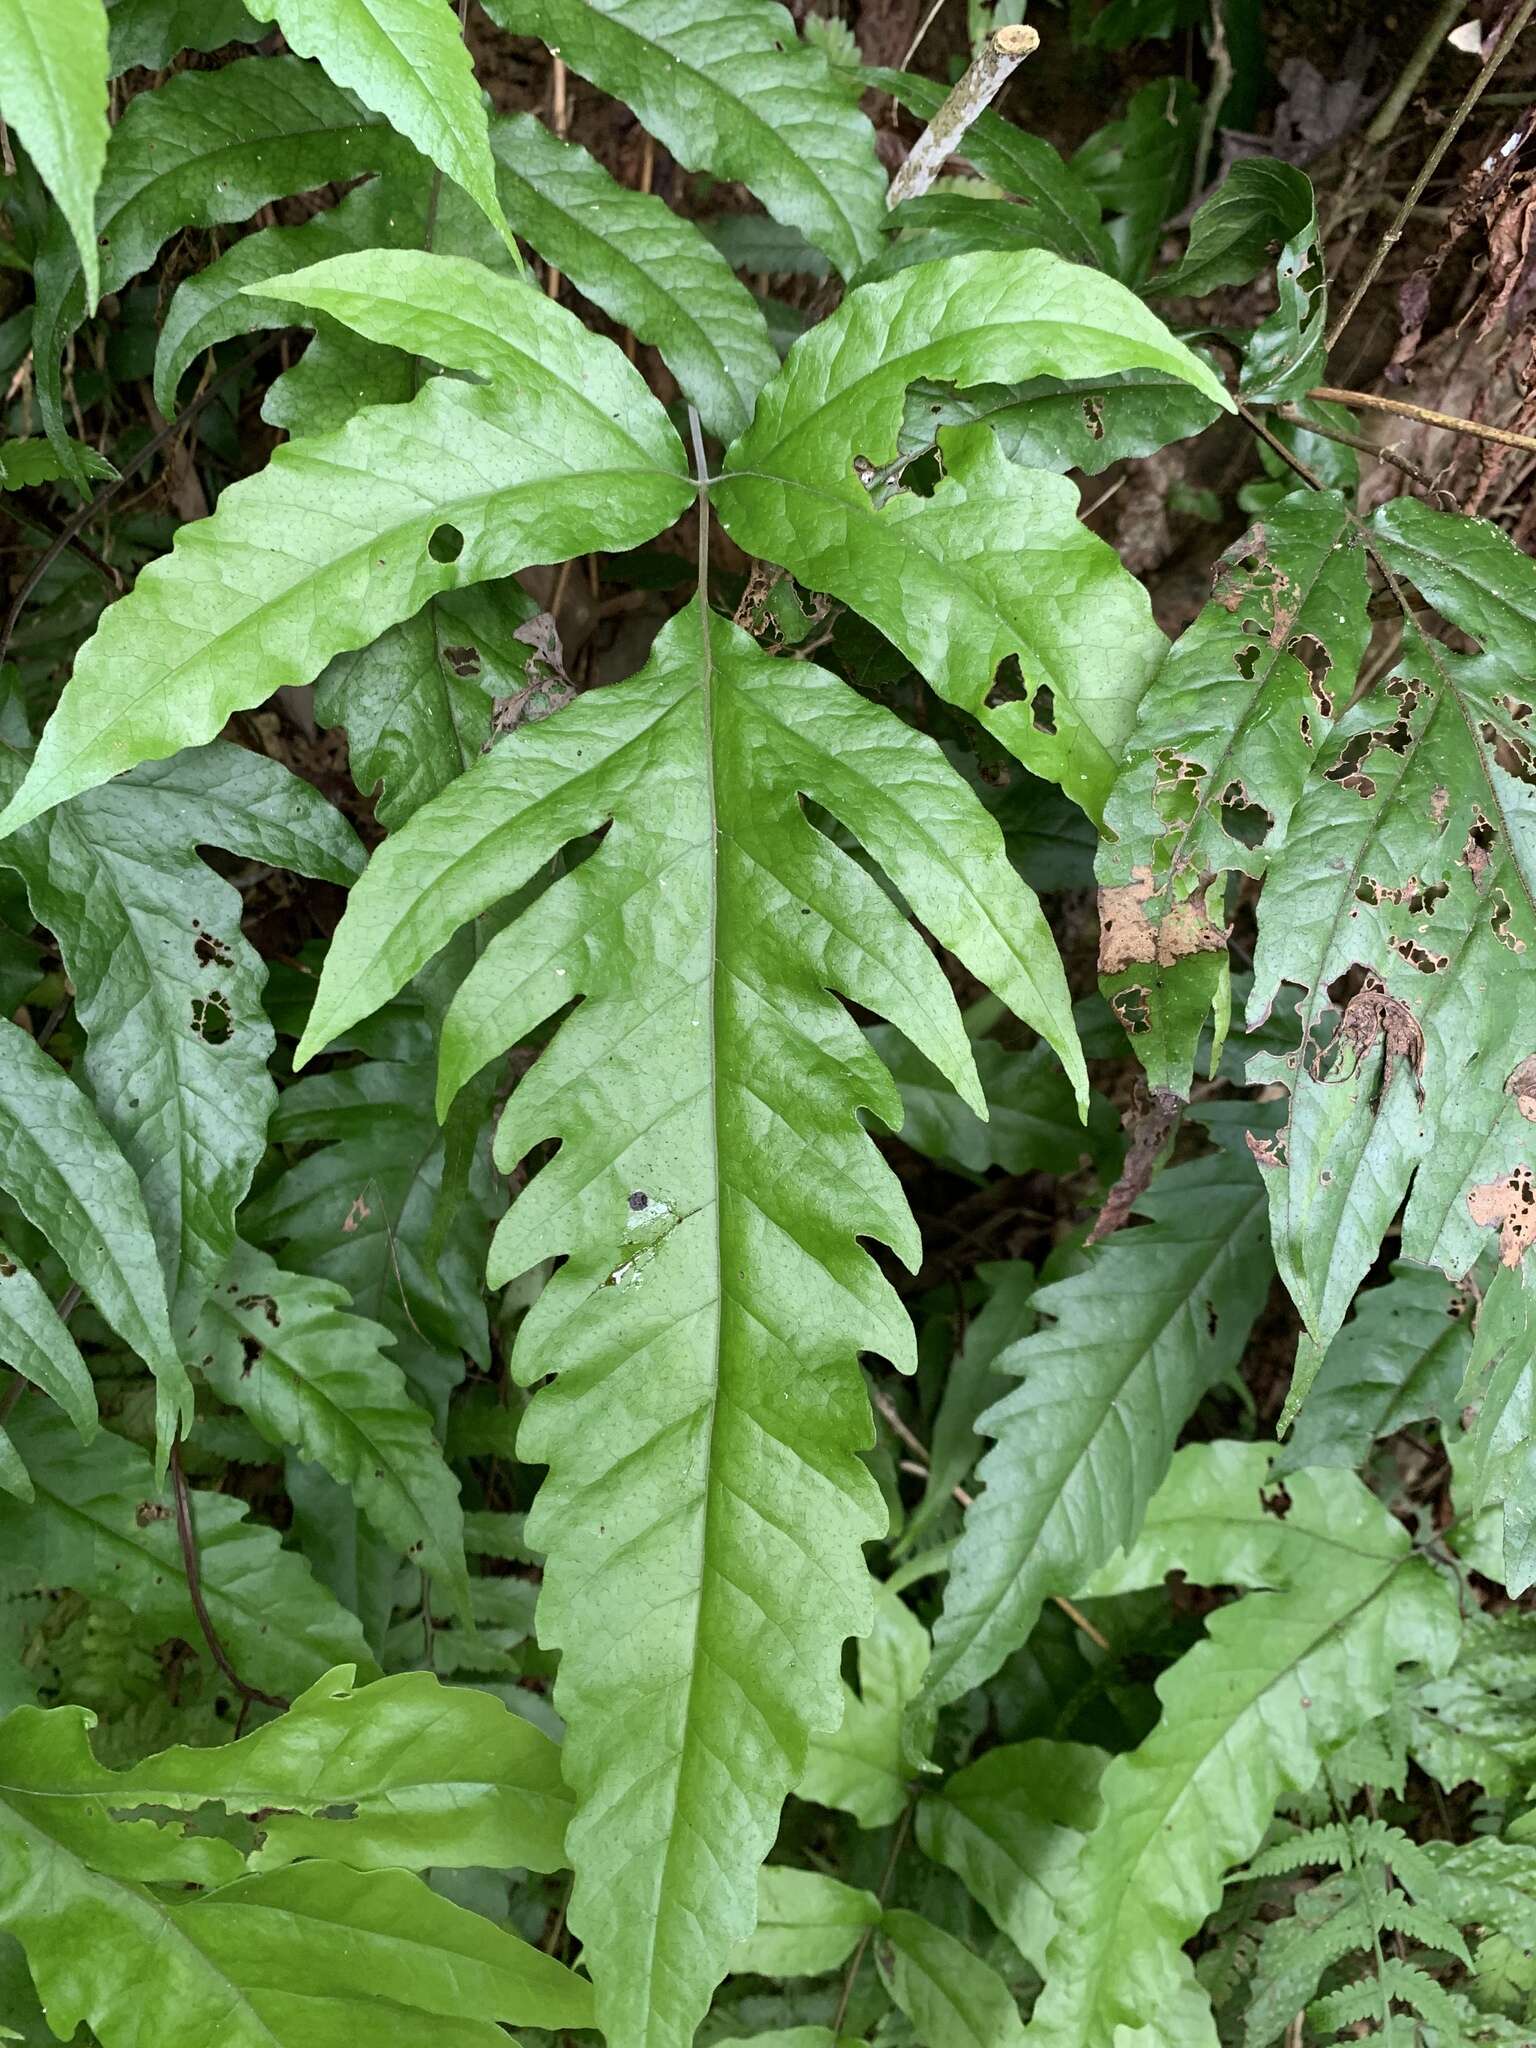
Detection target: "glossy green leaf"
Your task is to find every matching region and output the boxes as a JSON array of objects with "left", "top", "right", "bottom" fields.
[
  {"left": 107, "top": 0, "right": 268, "bottom": 74},
  {"left": 1029, "top": 1450, "right": 1462, "bottom": 2046},
  {"left": 1099, "top": 489, "right": 1369, "bottom": 1090},
  {"left": 29, "top": 55, "right": 416, "bottom": 482},
  {"left": 0, "top": 1405, "right": 374, "bottom": 1701},
  {"left": 798, "top": 1585, "right": 928, "bottom": 1828},
  {"left": 731, "top": 1868, "right": 881, "bottom": 1977},
  {"left": 0, "top": 740, "right": 363, "bottom": 1333},
  {"left": 1248, "top": 501, "right": 1536, "bottom": 1368},
  {"left": 489, "top": 111, "right": 777, "bottom": 441},
  {"left": 1276, "top": 1262, "right": 1472, "bottom": 1477},
  {"left": 486, "top": 0, "right": 886, "bottom": 280},
  {"left": 1072, "top": 78, "right": 1199, "bottom": 285},
  {"left": 919, "top": 1149, "right": 1271, "bottom": 1717},
  {"left": 0, "top": 250, "right": 690, "bottom": 837},
  {"left": 875, "top": 1909, "right": 1026, "bottom": 2048},
  {"left": 193, "top": 1242, "right": 469, "bottom": 1619},
  {"left": 246, "top": 0, "right": 509, "bottom": 250},
  {"left": 897, "top": 366, "right": 1222, "bottom": 478},
  {"left": 101, "top": 1662, "right": 570, "bottom": 1873},
  {"left": 915, "top": 1739, "right": 1105, "bottom": 1972},
  {"left": 1152, "top": 157, "right": 1319, "bottom": 297},
  {"left": 0, "top": 0, "right": 109, "bottom": 310},
  {"left": 716, "top": 251, "right": 1230, "bottom": 823},
  {"left": 866, "top": 70, "right": 1114, "bottom": 272},
  {"left": 296, "top": 600, "right": 1083, "bottom": 2045},
  {"left": 0, "top": 1021, "right": 187, "bottom": 1447}
]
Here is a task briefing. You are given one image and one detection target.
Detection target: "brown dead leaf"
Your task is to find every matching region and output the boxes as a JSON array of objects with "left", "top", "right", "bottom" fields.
[
  {"left": 1320, "top": 979, "right": 1426, "bottom": 1109},
  {"left": 1508, "top": 1054, "right": 1536, "bottom": 1122},
  {"left": 1098, "top": 866, "right": 1227, "bottom": 974}
]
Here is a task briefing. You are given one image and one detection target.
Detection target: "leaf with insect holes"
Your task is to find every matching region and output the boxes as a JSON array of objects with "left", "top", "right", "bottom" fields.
[
  {"left": 0, "top": 1405, "right": 373, "bottom": 1701},
  {"left": 0, "top": 736, "right": 364, "bottom": 1336},
  {"left": 240, "top": 0, "right": 511, "bottom": 253},
  {"left": 1098, "top": 489, "right": 1370, "bottom": 1093},
  {"left": 0, "top": 250, "right": 691, "bottom": 838},
  {"left": 192, "top": 1242, "right": 470, "bottom": 1622},
  {"left": 1246, "top": 501, "right": 1536, "bottom": 1396},
  {"left": 486, "top": 0, "right": 887, "bottom": 281},
  {"left": 0, "top": 0, "right": 109, "bottom": 310},
  {"left": 1029, "top": 1444, "right": 1462, "bottom": 2047},
  {"left": 29, "top": 56, "right": 418, "bottom": 482},
  {"left": 717, "top": 252, "right": 1230, "bottom": 822},
  {"left": 918, "top": 1149, "right": 1271, "bottom": 1720},
  {"left": 897, "top": 367, "right": 1222, "bottom": 478},
  {"left": 1150, "top": 156, "right": 1319, "bottom": 299},
  {"left": 294, "top": 599, "right": 1083, "bottom": 2047},
  {"left": 92, "top": 1663, "right": 571, "bottom": 1875}
]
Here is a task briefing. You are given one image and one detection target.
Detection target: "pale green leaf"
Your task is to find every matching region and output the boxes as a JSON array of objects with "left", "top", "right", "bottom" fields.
[
  {"left": 101, "top": 1662, "right": 571, "bottom": 1873},
  {"left": 1029, "top": 1455, "right": 1462, "bottom": 2046},
  {"left": 0, "top": 439, "right": 116, "bottom": 490},
  {"left": 875, "top": 1909, "right": 1026, "bottom": 2048},
  {"left": 30, "top": 55, "right": 416, "bottom": 481},
  {"left": 0, "top": 1239, "right": 95, "bottom": 1482},
  {"left": 1249, "top": 501, "right": 1536, "bottom": 1364},
  {"left": 485, "top": 0, "right": 886, "bottom": 280},
  {"left": 1099, "top": 489, "right": 1369, "bottom": 1088},
  {"left": 0, "top": 0, "right": 109, "bottom": 309},
  {"left": 915, "top": 1739, "right": 1105, "bottom": 1973},
  {"left": 1276, "top": 1261, "right": 1472, "bottom": 1478},
  {"left": 716, "top": 251, "right": 1231, "bottom": 823},
  {"left": 731, "top": 1867, "right": 880, "bottom": 1977},
  {"left": 296, "top": 600, "right": 1083, "bottom": 2046},
  {"left": 245, "top": 0, "right": 509, "bottom": 250},
  {"left": 1413, "top": 1613, "right": 1536, "bottom": 1799},
  {"left": 798, "top": 1585, "right": 929, "bottom": 1828},
  {"left": 919, "top": 1149, "right": 1271, "bottom": 1716},
  {"left": 0, "top": 741, "right": 364, "bottom": 1332},
  {"left": 1454, "top": 1265, "right": 1536, "bottom": 1593},
  {"left": 489, "top": 111, "right": 778, "bottom": 441},
  {"left": 0, "top": 1021, "right": 187, "bottom": 1447},
  {"left": 0, "top": 1405, "right": 373, "bottom": 1701},
  {"left": 0, "top": 250, "right": 689, "bottom": 836},
  {"left": 192, "top": 1242, "right": 469, "bottom": 1619}
]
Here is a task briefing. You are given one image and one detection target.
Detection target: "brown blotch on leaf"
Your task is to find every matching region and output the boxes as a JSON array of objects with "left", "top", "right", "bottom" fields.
[
  {"left": 1507, "top": 1056, "right": 1536, "bottom": 1124},
  {"left": 237, "top": 1292, "right": 281, "bottom": 1328},
  {"left": 342, "top": 1193, "right": 371, "bottom": 1234},
  {"left": 135, "top": 1501, "right": 171, "bottom": 1527},
  {"left": 1098, "top": 866, "right": 1227, "bottom": 975},
  {"left": 1469, "top": 1164, "right": 1536, "bottom": 1268}
]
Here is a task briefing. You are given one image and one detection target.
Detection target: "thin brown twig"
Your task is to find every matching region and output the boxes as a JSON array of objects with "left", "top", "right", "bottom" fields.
[
  {"left": 1308, "top": 382, "right": 1536, "bottom": 457},
  {"left": 0, "top": 338, "right": 276, "bottom": 666},
  {"left": 1277, "top": 404, "right": 1449, "bottom": 497},
  {"left": 169, "top": 1437, "right": 288, "bottom": 1714},
  {"left": 1326, "top": 0, "right": 1536, "bottom": 352}
]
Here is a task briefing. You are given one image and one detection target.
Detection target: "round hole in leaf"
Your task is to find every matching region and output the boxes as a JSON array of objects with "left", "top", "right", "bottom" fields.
[{"left": 428, "top": 522, "right": 465, "bottom": 564}]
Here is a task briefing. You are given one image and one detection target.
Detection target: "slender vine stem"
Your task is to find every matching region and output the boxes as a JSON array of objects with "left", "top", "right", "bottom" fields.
[
  {"left": 1308, "top": 382, "right": 1536, "bottom": 457},
  {"left": 1326, "top": 0, "right": 1536, "bottom": 352},
  {"left": 169, "top": 1436, "right": 289, "bottom": 1716},
  {"left": 830, "top": 1799, "right": 913, "bottom": 2033}
]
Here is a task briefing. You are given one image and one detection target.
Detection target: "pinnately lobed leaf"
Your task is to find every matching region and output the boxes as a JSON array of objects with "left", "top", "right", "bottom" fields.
[
  {"left": 716, "top": 249, "right": 1233, "bottom": 823},
  {"left": 296, "top": 598, "right": 1084, "bottom": 2045},
  {"left": 0, "top": 250, "right": 690, "bottom": 838}
]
